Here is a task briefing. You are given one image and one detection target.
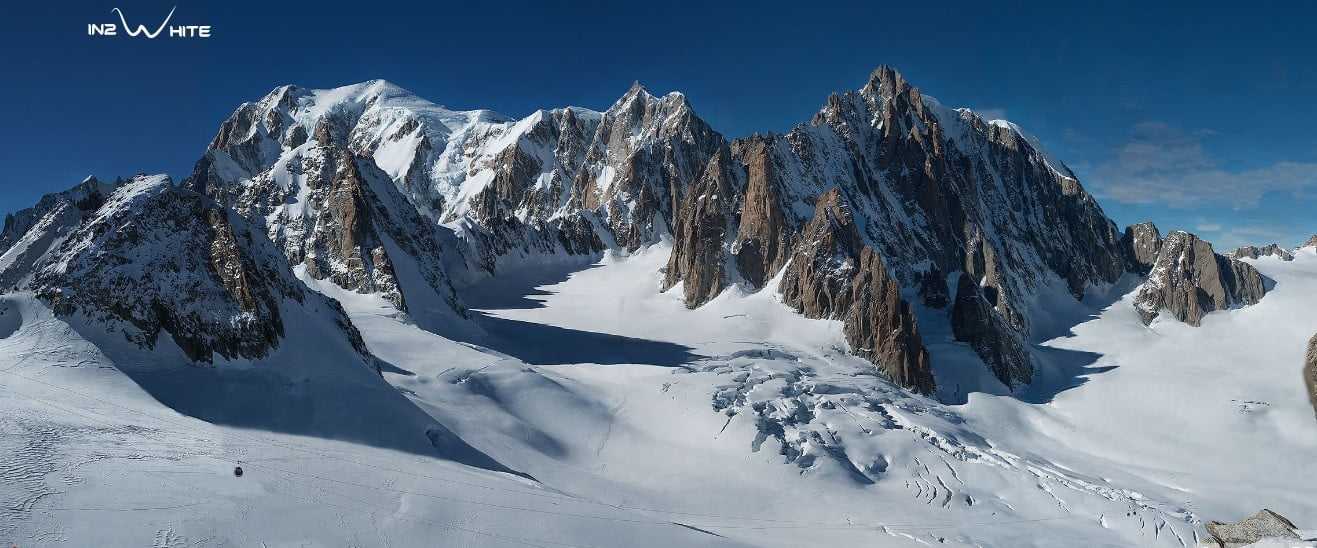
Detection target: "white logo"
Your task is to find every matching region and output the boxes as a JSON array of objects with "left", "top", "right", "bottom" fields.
[{"left": 87, "top": 6, "right": 211, "bottom": 39}]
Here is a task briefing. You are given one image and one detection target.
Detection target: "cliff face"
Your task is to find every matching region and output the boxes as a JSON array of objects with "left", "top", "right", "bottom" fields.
[
  {"left": 779, "top": 189, "right": 935, "bottom": 393},
  {"left": 1121, "top": 222, "right": 1163, "bottom": 275},
  {"left": 4, "top": 175, "right": 369, "bottom": 364},
  {"left": 664, "top": 67, "right": 1129, "bottom": 389},
  {"left": 187, "top": 90, "right": 471, "bottom": 331},
  {"left": 662, "top": 147, "right": 741, "bottom": 307},
  {"left": 1133, "top": 231, "right": 1269, "bottom": 326}
]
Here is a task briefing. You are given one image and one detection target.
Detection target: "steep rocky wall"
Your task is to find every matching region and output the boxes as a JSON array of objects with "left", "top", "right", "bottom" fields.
[
  {"left": 779, "top": 190, "right": 934, "bottom": 393},
  {"left": 25, "top": 176, "right": 325, "bottom": 363},
  {"left": 1306, "top": 334, "right": 1317, "bottom": 419},
  {"left": 1133, "top": 231, "right": 1268, "bottom": 326}
]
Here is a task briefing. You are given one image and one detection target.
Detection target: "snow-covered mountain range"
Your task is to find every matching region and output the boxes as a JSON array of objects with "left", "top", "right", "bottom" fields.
[{"left": 2, "top": 67, "right": 1313, "bottom": 548}]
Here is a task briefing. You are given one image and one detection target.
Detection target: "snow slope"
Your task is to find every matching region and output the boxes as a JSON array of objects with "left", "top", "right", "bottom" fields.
[
  {"left": 4, "top": 242, "right": 1315, "bottom": 547},
  {"left": 327, "top": 244, "right": 1307, "bottom": 547},
  {"left": 0, "top": 293, "right": 746, "bottom": 548}
]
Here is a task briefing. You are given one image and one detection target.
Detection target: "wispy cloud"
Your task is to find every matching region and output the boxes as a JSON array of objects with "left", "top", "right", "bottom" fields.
[
  {"left": 1090, "top": 121, "right": 1317, "bottom": 208},
  {"left": 976, "top": 107, "right": 1008, "bottom": 121}
]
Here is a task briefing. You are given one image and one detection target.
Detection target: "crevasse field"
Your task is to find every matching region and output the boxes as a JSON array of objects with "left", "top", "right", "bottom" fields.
[{"left": 2, "top": 244, "right": 1314, "bottom": 547}]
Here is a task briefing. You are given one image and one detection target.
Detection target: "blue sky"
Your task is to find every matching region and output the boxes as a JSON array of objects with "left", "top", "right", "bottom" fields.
[{"left": 1, "top": 0, "right": 1313, "bottom": 249}]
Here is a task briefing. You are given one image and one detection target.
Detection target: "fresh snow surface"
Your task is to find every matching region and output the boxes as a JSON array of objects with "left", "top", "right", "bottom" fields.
[{"left": 4, "top": 245, "right": 1316, "bottom": 547}]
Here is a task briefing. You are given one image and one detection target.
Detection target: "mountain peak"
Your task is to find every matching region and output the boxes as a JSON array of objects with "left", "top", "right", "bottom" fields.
[
  {"left": 610, "top": 81, "right": 656, "bottom": 111},
  {"left": 861, "top": 65, "right": 911, "bottom": 98}
]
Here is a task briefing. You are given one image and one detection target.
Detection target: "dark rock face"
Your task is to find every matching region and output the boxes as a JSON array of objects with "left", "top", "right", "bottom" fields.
[
  {"left": 780, "top": 190, "right": 934, "bottom": 393},
  {"left": 1121, "top": 222, "right": 1163, "bottom": 275},
  {"left": 19, "top": 176, "right": 369, "bottom": 363},
  {"left": 1230, "top": 243, "right": 1295, "bottom": 261},
  {"left": 664, "top": 66, "right": 1128, "bottom": 388},
  {"left": 1306, "top": 334, "right": 1317, "bottom": 419},
  {"left": 951, "top": 274, "right": 1032, "bottom": 387},
  {"left": 731, "top": 136, "right": 794, "bottom": 290},
  {"left": 1133, "top": 231, "right": 1269, "bottom": 326},
  {"left": 780, "top": 190, "right": 866, "bottom": 319},
  {"left": 844, "top": 246, "right": 934, "bottom": 393},
  {"left": 303, "top": 151, "right": 406, "bottom": 308},
  {"left": 575, "top": 85, "right": 726, "bottom": 253},
  {"left": 662, "top": 147, "right": 740, "bottom": 307},
  {"left": 189, "top": 112, "right": 468, "bottom": 325}
]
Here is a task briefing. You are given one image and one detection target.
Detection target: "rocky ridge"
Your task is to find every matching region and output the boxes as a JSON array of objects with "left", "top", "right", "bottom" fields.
[
  {"left": 30, "top": 67, "right": 1274, "bottom": 397},
  {"left": 1, "top": 175, "right": 367, "bottom": 363},
  {"left": 1229, "top": 243, "right": 1294, "bottom": 262},
  {"left": 664, "top": 67, "right": 1133, "bottom": 390},
  {"left": 1132, "top": 230, "right": 1268, "bottom": 326},
  {"left": 187, "top": 83, "right": 475, "bottom": 332},
  {"left": 777, "top": 189, "right": 934, "bottom": 393},
  {"left": 0, "top": 176, "right": 114, "bottom": 289}
]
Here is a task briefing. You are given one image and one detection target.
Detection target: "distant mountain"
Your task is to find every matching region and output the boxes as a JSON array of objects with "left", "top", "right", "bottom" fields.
[{"left": 1230, "top": 243, "right": 1295, "bottom": 261}]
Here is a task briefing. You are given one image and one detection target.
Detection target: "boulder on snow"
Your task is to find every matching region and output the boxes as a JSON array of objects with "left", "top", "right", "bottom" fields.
[{"left": 1204, "top": 509, "right": 1301, "bottom": 547}]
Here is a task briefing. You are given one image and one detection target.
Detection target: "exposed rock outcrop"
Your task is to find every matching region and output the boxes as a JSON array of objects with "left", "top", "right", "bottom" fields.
[
  {"left": 1230, "top": 243, "right": 1294, "bottom": 262},
  {"left": 1121, "top": 221, "right": 1163, "bottom": 275},
  {"left": 676, "top": 66, "right": 1129, "bottom": 388},
  {"left": 730, "top": 136, "right": 793, "bottom": 290},
  {"left": 844, "top": 246, "right": 935, "bottom": 393},
  {"left": 1306, "top": 334, "right": 1317, "bottom": 419},
  {"left": 1205, "top": 509, "right": 1302, "bottom": 547},
  {"left": 1133, "top": 231, "right": 1269, "bottom": 326},
  {"left": 1300, "top": 234, "right": 1317, "bottom": 249},
  {"left": 0, "top": 176, "right": 113, "bottom": 290},
  {"left": 188, "top": 101, "right": 470, "bottom": 330},
  {"left": 951, "top": 273, "right": 1033, "bottom": 387},
  {"left": 662, "top": 147, "right": 740, "bottom": 306},
  {"left": 780, "top": 190, "right": 934, "bottom": 393},
  {"left": 16, "top": 175, "right": 369, "bottom": 363}
]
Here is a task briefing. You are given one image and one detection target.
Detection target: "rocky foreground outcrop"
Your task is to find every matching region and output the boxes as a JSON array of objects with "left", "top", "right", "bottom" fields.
[
  {"left": 4, "top": 175, "right": 368, "bottom": 364},
  {"left": 1133, "top": 231, "right": 1268, "bottom": 326},
  {"left": 1204, "top": 509, "right": 1306, "bottom": 547},
  {"left": 1306, "top": 334, "right": 1317, "bottom": 419},
  {"left": 1230, "top": 243, "right": 1294, "bottom": 262},
  {"left": 0, "top": 176, "right": 113, "bottom": 289}
]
